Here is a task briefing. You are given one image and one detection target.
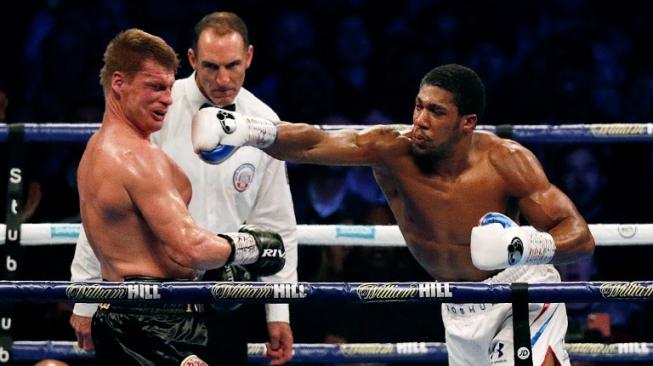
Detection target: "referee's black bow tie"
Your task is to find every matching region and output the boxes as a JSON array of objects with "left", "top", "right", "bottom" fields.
[
  {"left": 199, "top": 103, "right": 236, "bottom": 111},
  {"left": 221, "top": 104, "right": 236, "bottom": 111}
]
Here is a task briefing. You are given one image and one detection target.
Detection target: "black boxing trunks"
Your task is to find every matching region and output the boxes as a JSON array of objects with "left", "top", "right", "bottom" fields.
[{"left": 92, "top": 277, "right": 214, "bottom": 366}]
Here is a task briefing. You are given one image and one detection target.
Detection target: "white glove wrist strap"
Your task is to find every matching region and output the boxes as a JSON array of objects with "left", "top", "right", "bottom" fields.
[
  {"left": 244, "top": 116, "right": 278, "bottom": 148},
  {"left": 223, "top": 233, "right": 260, "bottom": 265},
  {"left": 515, "top": 228, "right": 556, "bottom": 265}
]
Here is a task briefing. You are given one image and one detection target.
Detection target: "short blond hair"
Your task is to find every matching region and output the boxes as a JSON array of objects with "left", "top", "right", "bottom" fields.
[{"left": 99, "top": 28, "right": 179, "bottom": 91}]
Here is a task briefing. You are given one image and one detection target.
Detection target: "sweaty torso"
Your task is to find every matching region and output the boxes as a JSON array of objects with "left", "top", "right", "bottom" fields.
[
  {"left": 78, "top": 123, "right": 194, "bottom": 281},
  {"left": 374, "top": 131, "right": 514, "bottom": 281}
]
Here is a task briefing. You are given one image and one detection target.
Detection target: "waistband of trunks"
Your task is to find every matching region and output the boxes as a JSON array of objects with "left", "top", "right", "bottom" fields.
[
  {"left": 99, "top": 277, "right": 202, "bottom": 314},
  {"left": 97, "top": 302, "right": 205, "bottom": 314}
]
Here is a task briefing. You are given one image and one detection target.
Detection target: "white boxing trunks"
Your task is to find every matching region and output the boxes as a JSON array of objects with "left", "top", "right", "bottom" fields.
[{"left": 441, "top": 265, "right": 570, "bottom": 366}]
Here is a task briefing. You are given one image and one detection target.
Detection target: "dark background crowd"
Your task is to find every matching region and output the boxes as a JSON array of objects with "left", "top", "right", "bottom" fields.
[{"left": 1, "top": 0, "right": 653, "bottom": 365}]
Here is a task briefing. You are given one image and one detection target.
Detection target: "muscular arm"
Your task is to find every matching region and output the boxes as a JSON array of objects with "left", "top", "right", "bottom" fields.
[
  {"left": 491, "top": 141, "right": 595, "bottom": 264},
  {"left": 125, "top": 148, "right": 232, "bottom": 269},
  {"left": 264, "top": 123, "right": 408, "bottom": 166}
]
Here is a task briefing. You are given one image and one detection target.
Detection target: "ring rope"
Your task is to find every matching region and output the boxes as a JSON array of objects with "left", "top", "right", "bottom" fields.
[
  {"left": 1, "top": 223, "right": 650, "bottom": 246},
  {"left": 2, "top": 123, "right": 653, "bottom": 143},
  {"left": 0, "top": 281, "right": 652, "bottom": 304},
  {"left": 9, "top": 341, "right": 653, "bottom": 362}
]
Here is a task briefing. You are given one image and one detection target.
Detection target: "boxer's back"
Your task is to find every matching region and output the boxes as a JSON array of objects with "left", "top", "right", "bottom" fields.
[{"left": 78, "top": 123, "right": 195, "bottom": 281}]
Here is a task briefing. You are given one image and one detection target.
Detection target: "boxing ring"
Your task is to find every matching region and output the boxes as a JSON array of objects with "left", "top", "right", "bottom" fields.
[
  {"left": 2, "top": 122, "right": 653, "bottom": 364},
  {"left": 1, "top": 279, "right": 653, "bottom": 362}
]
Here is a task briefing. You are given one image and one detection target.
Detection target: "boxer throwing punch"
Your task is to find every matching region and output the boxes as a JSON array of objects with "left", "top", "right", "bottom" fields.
[{"left": 192, "top": 64, "right": 595, "bottom": 365}]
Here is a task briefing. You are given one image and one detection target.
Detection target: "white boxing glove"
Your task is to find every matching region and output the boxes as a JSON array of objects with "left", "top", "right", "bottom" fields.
[
  {"left": 191, "top": 106, "right": 278, "bottom": 164},
  {"left": 470, "top": 212, "right": 556, "bottom": 270}
]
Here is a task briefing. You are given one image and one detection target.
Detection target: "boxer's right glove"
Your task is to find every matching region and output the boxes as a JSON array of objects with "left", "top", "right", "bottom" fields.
[
  {"left": 218, "top": 225, "right": 286, "bottom": 276},
  {"left": 192, "top": 106, "right": 278, "bottom": 164},
  {"left": 202, "top": 264, "right": 253, "bottom": 311},
  {"left": 470, "top": 212, "right": 556, "bottom": 270}
]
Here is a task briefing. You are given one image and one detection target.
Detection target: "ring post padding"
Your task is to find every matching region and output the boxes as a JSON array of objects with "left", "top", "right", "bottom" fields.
[
  {"left": 511, "top": 282, "right": 533, "bottom": 365},
  {"left": 1, "top": 123, "right": 27, "bottom": 364}
]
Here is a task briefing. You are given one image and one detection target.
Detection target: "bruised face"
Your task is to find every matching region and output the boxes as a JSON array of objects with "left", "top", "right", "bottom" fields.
[
  {"left": 188, "top": 30, "right": 253, "bottom": 106},
  {"left": 114, "top": 59, "right": 174, "bottom": 135},
  {"left": 410, "top": 84, "right": 467, "bottom": 160}
]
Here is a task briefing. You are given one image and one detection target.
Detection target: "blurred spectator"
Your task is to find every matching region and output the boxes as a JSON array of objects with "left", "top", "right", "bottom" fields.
[
  {"left": 536, "top": 0, "right": 592, "bottom": 38},
  {"left": 333, "top": 15, "right": 373, "bottom": 120},
  {"left": 305, "top": 166, "right": 352, "bottom": 224},
  {"left": 368, "top": 35, "right": 431, "bottom": 123},
  {"left": 557, "top": 256, "right": 597, "bottom": 341},
  {"left": 590, "top": 29, "right": 631, "bottom": 121},
  {"left": 466, "top": 42, "right": 512, "bottom": 93},
  {"left": 556, "top": 145, "right": 649, "bottom": 351},
  {"left": 0, "top": 87, "right": 43, "bottom": 222},
  {"left": 517, "top": 33, "right": 595, "bottom": 122},
  {"left": 626, "top": 72, "right": 653, "bottom": 122},
  {"left": 336, "top": 16, "right": 371, "bottom": 79},
  {"left": 272, "top": 10, "right": 316, "bottom": 65},
  {"left": 251, "top": 10, "right": 317, "bottom": 110},
  {"left": 292, "top": 165, "right": 361, "bottom": 286},
  {"left": 558, "top": 146, "right": 611, "bottom": 222},
  {"left": 278, "top": 57, "right": 334, "bottom": 122},
  {"left": 0, "top": 87, "right": 7, "bottom": 122},
  {"left": 345, "top": 167, "right": 386, "bottom": 206},
  {"left": 33, "top": 360, "right": 69, "bottom": 366},
  {"left": 25, "top": 146, "right": 81, "bottom": 223},
  {"left": 21, "top": 4, "right": 93, "bottom": 121}
]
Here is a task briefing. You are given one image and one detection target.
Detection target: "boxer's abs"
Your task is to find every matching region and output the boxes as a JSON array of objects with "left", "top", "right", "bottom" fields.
[{"left": 406, "top": 236, "right": 500, "bottom": 281}]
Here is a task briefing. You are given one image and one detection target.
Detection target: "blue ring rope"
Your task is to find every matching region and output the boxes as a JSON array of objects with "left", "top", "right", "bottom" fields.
[
  {"left": 1, "top": 123, "right": 653, "bottom": 143},
  {"left": 0, "top": 281, "right": 652, "bottom": 304},
  {"left": 10, "top": 341, "right": 653, "bottom": 362}
]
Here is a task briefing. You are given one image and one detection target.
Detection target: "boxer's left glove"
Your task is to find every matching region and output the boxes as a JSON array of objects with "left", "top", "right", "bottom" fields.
[
  {"left": 218, "top": 225, "right": 285, "bottom": 276},
  {"left": 192, "top": 106, "right": 278, "bottom": 164},
  {"left": 470, "top": 212, "right": 556, "bottom": 270}
]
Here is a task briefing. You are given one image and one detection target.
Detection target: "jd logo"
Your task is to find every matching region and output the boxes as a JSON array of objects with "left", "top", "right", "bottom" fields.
[{"left": 517, "top": 346, "right": 531, "bottom": 360}]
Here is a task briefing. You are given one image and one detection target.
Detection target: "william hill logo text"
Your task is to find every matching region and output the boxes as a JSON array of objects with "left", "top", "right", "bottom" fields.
[
  {"left": 396, "top": 342, "right": 429, "bottom": 354},
  {"left": 418, "top": 283, "right": 452, "bottom": 298},
  {"left": 66, "top": 284, "right": 126, "bottom": 300},
  {"left": 273, "top": 284, "right": 307, "bottom": 299},
  {"left": 355, "top": 283, "right": 452, "bottom": 300},
  {"left": 590, "top": 124, "right": 648, "bottom": 137},
  {"left": 126, "top": 284, "right": 160, "bottom": 299},
  {"left": 566, "top": 343, "right": 650, "bottom": 355},
  {"left": 65, "top": 283, "right": 161, "bottom": 300},
  {"left": 211, "top": 283, "right": 306, "bottom": 300},
  {"left": 340, "top": 344, "right": 394, "bottom": 356},
  {"left": 600, "top": 282, "right": 653, "bottom": 299}
]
